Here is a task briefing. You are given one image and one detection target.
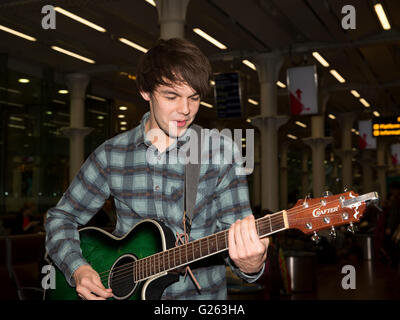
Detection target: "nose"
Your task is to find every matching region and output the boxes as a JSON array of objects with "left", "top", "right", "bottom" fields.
[{"left": 177, "top": 98, "right": 190, "bottom": 115}]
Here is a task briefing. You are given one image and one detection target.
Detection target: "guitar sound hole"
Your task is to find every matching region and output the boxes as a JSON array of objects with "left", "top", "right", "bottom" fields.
[{"left": 108, "top": 254, "right": 137, "bottom": 300}]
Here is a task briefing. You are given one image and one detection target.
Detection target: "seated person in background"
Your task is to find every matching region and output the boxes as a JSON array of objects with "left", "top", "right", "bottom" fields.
[{"left": 19, "top": 202, "right": 40, "bottom": 234}]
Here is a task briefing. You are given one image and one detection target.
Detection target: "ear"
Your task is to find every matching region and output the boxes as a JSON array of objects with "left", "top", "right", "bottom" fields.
[{"left": 140, "top": 91, "right": 151, "bottom": 101}]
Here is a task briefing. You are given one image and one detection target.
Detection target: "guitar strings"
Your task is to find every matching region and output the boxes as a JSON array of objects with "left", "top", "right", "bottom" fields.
[
  {"left": 97, "top": 197, "right": 355, "bottom": 284},
  {"left": 96, "top": 197, "right": 359, "bottom": 285}
]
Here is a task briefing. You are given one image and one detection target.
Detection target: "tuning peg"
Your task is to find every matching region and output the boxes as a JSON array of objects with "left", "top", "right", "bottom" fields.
[
  {"left": 347, "top": 222, "right": 356, "bottom": 234},
  {"left": 323, "top": 190, "right": 333, "bottom": 197},
  {"left": 329, "top": 226, "right": 337, "bottom": 239},
  {"left": 311, "top": 231, "right": 321, "bottom": 244}
]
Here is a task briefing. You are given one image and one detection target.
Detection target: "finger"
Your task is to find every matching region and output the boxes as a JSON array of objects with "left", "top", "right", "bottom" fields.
[
  {"left": 234, "top": 219, "right": 245, "bottom": 253},
  {"left": 77, "top": 286, "right": 105, "bottom": 300},
  {"left": 247, "top": 215, "right": 260, "bottom": 244},
  {"left": 87, "top": 280, "right": 113, "bottom": 299},
  {"left": 228, "top": 221, "right": 240, "bottom": 260}
]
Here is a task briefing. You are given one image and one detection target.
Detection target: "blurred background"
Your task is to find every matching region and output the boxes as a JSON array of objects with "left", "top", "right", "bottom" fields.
[{"left": 0, "top": 0, "right": 399, "bottom": 300}]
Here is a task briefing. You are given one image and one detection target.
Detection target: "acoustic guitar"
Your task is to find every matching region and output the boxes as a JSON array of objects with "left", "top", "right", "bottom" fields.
[{"left": 44, "top": 191, "right": 378, "bottom": 300}]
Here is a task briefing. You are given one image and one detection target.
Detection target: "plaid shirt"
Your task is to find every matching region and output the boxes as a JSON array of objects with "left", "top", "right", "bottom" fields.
[{"left": 45, "top": 111, "right": 263, "bottom": 300}]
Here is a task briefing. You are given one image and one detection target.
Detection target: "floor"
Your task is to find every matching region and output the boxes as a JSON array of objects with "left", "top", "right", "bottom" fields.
[{"left": 228, "top": 259, "right": 400, "bottom": 300}]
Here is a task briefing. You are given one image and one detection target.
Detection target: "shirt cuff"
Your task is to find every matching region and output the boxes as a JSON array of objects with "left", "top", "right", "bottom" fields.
[
  {"left": 226, "top": 256, "right": 265, "bottom": 283},
  {"left": 61, "top": 252, "right": 89, "bottom": 287}
]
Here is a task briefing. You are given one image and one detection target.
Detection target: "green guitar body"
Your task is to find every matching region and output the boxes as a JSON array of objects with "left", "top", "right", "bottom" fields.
[{"left": 45, "top": 219, "right": 179, "bottom": 300}]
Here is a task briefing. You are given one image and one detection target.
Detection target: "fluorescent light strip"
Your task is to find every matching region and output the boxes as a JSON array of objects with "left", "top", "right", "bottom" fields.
[
  {"left": 350, "top": 90, "right": 360, "bottom": 98},
  {"left": 295, "top": 121, "right": 307, "bottom": 128},
  {"left": 0, "top": 87, "right": 21, "bottom": 94},
  {"left": 51, "top": 46, "right": 95, "bottom": 64},
  {"left": 145, "top": 0, "right": 156, "bottom": 6},
  {"left": 54, "top": 7, "right": 106, "bottom": 32},
  {"left": 118, "top": 38, "right": 148, "bottom": 53},
  {"left": 373, "top": 111, "right": 380, "bottom": 117},
  {"left": 52, "top": 99, "right": 66, "bottom": 105},
  {"left": 0, "top": 100, "right": 24, "bottom": 107},
  {"left": 0, "top": 24, "right": 36, "bottom": 41},
  {"left": 200, "top": 101, "right": 213, "bottom": 108},
  {"left": 276, "top": 81, "right": 286, "bottom": 88},
  {"left": 329, "top": 69, "right": 346, "bottom": 83},
  {"left": 242, "top": 60, "right": 256, "bottom": 71},
  {"left": 248, "top": 98, "right": 259, "bottom": 106},
  {"left": 312, "top": 51, "right": 329, "bottom": 67},
  {"left": 287, "top": 134, "right": 298, "bottom": 140},
  {"left": 374, "top": 3, "right": 391, "bottom": 30},
  {"left": 87, "top": 94, "right": 107, "bottom": 102},
  {"left": 193, "top": 28, "right": 227, "bottom": 50},
  {"left": 359, "top": 98, "right": 370, "bottom": 107}
]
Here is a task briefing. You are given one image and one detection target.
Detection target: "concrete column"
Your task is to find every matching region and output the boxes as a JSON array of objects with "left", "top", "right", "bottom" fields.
[
  {"left": 377, "top": 138, "right": 387, "bottom": 201},
  {"left": 251, "top": 52, "right": 288, "bottom": 212},
  {"left": 361, "top": 150, "right": 374, "bottom": 193},
  {"left": 301, "top": 151, "right": 309, "bottom": 198},
  {"left": 253, "top": 135, "right": 261, "bottom": 208},
  {"left": 61, "top": 73, "right": 93, "bottom": 183},
  {"left": 335, "top": 113, "right": 357, "bottom": 190},
  {"left": 280, "top": 142, "right": 289, "bottom": 210},
  {"left": 155, "top": 0, "right": 190, "bottom": 39},
  {"left": 303, "top": 110, "right": 332, "bottom": 198}
]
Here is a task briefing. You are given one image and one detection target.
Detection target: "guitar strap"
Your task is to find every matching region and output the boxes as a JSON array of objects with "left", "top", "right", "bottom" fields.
[
  {"left": 183, "top": 123, "right": 202, "bottom": 235},
  {"left": 175, "top": 124, "right": 202, "bottom": 291}
]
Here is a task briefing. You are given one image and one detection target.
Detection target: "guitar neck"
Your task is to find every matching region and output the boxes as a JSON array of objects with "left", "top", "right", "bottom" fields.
[{"left": 134, "top": 211, "right": 288, "bottom": 282}]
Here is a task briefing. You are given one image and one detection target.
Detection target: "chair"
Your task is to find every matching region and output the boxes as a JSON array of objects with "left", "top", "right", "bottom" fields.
[{"left": 2, "top": 233, "right": 46, "bottom": 300}]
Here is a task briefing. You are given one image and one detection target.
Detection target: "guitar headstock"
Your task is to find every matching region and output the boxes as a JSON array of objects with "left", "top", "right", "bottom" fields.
[{"left": 286, "top": 191, "right": 379, "bottom": 237}]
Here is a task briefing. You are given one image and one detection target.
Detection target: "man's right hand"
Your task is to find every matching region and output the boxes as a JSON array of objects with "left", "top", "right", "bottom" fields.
[{"left": 73, "top": 264, "right": 113, "bottom": 300}]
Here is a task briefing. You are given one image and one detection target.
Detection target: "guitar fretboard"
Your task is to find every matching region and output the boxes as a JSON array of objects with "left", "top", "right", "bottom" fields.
[{"left": 132, "top": 211, "right": 287, "bottom": 282}]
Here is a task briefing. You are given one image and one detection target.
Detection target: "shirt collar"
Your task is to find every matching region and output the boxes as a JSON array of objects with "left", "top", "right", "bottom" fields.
[{"left": 134, "top": 111, "right": 192, "bottom": 151}]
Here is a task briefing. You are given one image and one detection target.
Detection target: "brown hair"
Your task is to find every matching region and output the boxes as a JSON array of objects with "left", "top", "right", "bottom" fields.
[{"left": 136, "top": 38, "right": 212, "bottom": 98}]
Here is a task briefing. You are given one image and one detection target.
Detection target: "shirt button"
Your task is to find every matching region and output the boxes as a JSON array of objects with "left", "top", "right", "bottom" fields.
[
  {"left": 157, "top": 155, "right": 161, "bottom": 160},
  {"left": 155, "top": 185, "right": 160, "bottom": 191}
]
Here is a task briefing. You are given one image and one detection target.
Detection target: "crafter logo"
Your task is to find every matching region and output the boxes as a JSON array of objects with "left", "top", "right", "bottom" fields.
[{"left": 312, "top": 206, "right": 339, "bottom": 218}]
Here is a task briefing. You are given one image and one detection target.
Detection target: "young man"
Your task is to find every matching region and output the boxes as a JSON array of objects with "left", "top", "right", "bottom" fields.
[{"left": 45, "top": 38, "right": 269, "bottom": 300}]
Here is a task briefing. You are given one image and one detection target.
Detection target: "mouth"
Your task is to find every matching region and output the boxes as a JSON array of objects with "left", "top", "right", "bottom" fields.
[{"left": 175, "top": 120, "right": 188, "bottom": 128}]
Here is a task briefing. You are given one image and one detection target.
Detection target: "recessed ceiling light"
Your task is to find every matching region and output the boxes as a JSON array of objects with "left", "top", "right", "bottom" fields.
[
  {"left": 145, "top": 0, "right": 156, "bottom": 6},
  {"left": 51, "top": 46, "right": 95, "bottom": 64},
  {"left": 119, "top": 106, "right": 128, "bottom": 110},
  {"left": 0, "top": 24, "right": 36, "bottom": 41},
  {"left": 374, "top": 3, "right": 391, "bottom": 30},
  {"left": 312, "top": 51, "right": 329, "bottom": 67},
  {"left": 200, "top": 101, "right": 213, "bottom": 108},
  {"left": 276, "top": 81, "right": 286, "bottom": 88},
  {"left": 242, "top": 60, "right": 256, "bottom": 71},
  {"left": 350, "top": 90, "right": 360, "bottom": 98},
  {"left": 359, "top": 98, "right": 370, "bottom": 107},
  {"left": 58, "top": 89, "right": 69, "bottom": 94},
  {"left": 118, "top": 114, "right": 125, "bottom": 118},
  {"left": 54, "top": 7, "right": 106, "bottom": 32},
  {"left": 248, "top": 99, "right": 259, "bottom": 106},
  {"left": 329, "top": 69, "right": 346, "bottom": 83},
  {"left": 295, "top": 121, "right": 307, "bottom": 128},
  {"left": 18, "top": 78, "right": 30, "bottom": 84},
  {"left": 120, "top": 121, "right": 127, "bottom": 125},
  {"left": 193, "top": 28, "right": 227, "bottom": 50},
  {"left": 118, "top": 38, "right": 148, "bottom": 53},
  {"left": 328, "top": 114, "right": 336, "bottom": 120}
]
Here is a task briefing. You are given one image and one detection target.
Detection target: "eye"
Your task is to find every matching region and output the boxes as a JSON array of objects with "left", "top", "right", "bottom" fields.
[
  {"left": 166, "top": 96, "right": 176, "bottom": 101},
  {"left": 191, "top": 96, "right": 200, "bottom": 101}
]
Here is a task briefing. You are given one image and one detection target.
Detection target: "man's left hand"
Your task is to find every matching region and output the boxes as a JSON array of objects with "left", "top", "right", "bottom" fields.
[{"left": 228, "top": 214, "right": 269, "bottom": 274}]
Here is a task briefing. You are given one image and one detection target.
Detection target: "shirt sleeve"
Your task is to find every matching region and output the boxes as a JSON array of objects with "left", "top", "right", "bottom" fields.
[
  {"left": 213, "top": 135, "right": 265, "bottom": 282},
  {"left": 45, "top": 143, "right": 110, "bottom": 286}
]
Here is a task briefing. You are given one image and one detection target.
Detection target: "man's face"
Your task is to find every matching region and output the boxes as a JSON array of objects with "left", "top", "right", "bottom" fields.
[{"left": 141, "top": 81, "right": 200, "bottom": 139}]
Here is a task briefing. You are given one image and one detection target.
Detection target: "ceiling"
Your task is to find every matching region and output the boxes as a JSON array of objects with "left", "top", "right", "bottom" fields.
[{"left": 0, "top": 0, "right": 399, "bottom": 152}]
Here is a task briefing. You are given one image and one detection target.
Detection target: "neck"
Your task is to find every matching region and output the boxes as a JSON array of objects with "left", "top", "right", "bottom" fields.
[{"left": 133, "top": 211, "right": 289, "bottom": 282}]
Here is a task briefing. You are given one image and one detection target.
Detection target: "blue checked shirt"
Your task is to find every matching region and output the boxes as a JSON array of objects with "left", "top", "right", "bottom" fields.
[{"left": 45, "top": 111, "right": 264, "bottom": 300}]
